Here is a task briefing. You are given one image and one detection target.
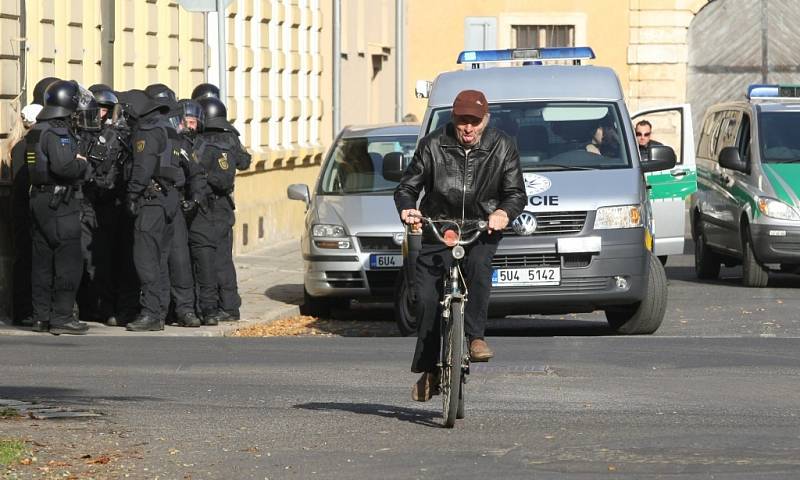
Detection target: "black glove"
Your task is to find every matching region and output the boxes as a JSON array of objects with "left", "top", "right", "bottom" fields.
[
  {"left": 180, "top": 199, "right": 198, "bottom": 215},
  {"left": 125, "top": 194, "right": 140, "bottom": 218}
]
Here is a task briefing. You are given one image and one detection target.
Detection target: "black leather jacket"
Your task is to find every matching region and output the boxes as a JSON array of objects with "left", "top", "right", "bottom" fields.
[{"left": 394, "top": 124, "right": 526, "bottom": 227}]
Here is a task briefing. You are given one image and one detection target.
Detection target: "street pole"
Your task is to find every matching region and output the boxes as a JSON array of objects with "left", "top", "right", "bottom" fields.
[
  {"left": 333, "top": 0, "right": 341, "bottom": 135},
  {"left": 217, "top": 0, "right": 227, "bottom": 102},
  {"left": 395, "top": 0, "right": 403, "bottom": 122}
]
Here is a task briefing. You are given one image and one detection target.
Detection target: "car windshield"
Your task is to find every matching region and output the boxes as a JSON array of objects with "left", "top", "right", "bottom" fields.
[
  {"left": 319, "top": 135, "right": 417, "bottom": 194},
  {"left": 758, "top": 112, "right": 800, "bottom": 163},
  {"left": 427, "top": 101, "right": 630, "bottom": 171}
]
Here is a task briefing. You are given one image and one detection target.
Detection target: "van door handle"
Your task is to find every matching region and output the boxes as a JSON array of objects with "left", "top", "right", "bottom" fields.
[{"left": 671, "top": 169, "right": 688, "bottom": 178}]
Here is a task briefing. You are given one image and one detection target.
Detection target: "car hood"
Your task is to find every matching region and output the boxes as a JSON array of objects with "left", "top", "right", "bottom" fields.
[
  {"left": 315, "top": 194, "right": 404, "bottom": 235},
  {"left": 762, "top": 164, "right": 800, "bottom": 208},
  {"left": 521, "top": 169, "right": 642, "bottom": 212}
]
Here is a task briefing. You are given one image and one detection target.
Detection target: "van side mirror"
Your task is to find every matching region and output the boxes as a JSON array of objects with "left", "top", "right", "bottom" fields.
[
  {"left": 719, "top": 146, "right": 747, "bottom": 172},
  {"left": 382, "top": 152, "right": 408, "bottom": 182},
  {"left": 640, "top": 145, "right": 677, "bottom": 173},
  {"left": 287, "top": 183, "right": 310, "bottom": 207}
]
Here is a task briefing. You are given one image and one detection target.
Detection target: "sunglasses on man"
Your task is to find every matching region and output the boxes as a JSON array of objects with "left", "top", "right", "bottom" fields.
[{"left": 635, "top": 131, "right": 651, "bottom": 137}]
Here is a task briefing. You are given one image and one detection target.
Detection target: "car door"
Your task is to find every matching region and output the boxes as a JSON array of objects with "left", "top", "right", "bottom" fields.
[
  {"left": 632, "top": 104, "right": 697, "bottom": 258},
  {"left": 709, "top": 110, "right": 744, "bottom": 252}
]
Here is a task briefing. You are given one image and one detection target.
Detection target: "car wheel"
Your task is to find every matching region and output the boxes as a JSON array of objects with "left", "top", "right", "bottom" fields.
[
  {"left": 394, "top": 266, "right": 417, "bottom": 336},
  {"left": 300, "top": 288, "right": 334, "bottom": 318},
  {"left": 605, "top": 253, "right": 667, "bottom": 335},
  {"left": 742, "top": 227, "right": 768, "bottom": 287},
  {"left": 694, "top": 226, "right": 721, "bottom": 280},
  {"left": 658, "top": 255, "right": 668, "bottom": 266}
]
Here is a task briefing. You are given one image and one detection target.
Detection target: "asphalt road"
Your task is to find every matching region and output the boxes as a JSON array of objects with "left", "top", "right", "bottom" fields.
[{"left": 2, "top": 253, "right": 800, "bottom": 479}]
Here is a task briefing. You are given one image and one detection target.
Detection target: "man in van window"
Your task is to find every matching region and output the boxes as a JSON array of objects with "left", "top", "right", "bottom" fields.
[
  {"left": 635, "top": 120, "right": 662, "bottom": 161},
  {"left": 394, "top": 89, "right": 527, "bottom": 402}
]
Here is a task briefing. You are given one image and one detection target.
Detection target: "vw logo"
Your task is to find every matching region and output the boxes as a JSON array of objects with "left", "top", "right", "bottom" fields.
[
  {"left": 524, "top": 173, "right": 551, "bottom": 195},
  {"left": 512, "top": 212, "right": 537, "bottom": 236},
  {"left": 392, "top": 232, "right": 405, "bottom": 246}
]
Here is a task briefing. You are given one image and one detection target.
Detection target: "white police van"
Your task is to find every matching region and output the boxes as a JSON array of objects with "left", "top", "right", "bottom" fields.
[{"left": 393, "top": 47, "right": 694, "bottom": 335}]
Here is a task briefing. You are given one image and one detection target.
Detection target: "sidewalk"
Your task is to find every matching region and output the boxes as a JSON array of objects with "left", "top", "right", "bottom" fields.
[{"left": 0, "top": 240, "right": 304, "bottom": 337}]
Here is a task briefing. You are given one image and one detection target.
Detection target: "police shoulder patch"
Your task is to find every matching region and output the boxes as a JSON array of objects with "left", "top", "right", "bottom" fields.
[
  {"left": 135, "top": 139, "right": 146, "bottom": 153},
  {"left": 218, "top": 152, "right": 230, "bottom": 170},
  {"left": 60, "top": 137, "right": 71, "bottom": 146}
]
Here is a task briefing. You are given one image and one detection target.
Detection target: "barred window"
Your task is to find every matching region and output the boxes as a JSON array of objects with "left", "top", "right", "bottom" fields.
[{"left": 512, "top": 25, "right": 575, "bottom": 49}]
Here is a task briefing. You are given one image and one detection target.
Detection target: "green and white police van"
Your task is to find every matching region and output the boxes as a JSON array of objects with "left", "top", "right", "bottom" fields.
[
  {"left": 394, "top": 47, "right": 695, "bottom": 335},
  {"left": 692, "top": 84, "right": 800, "bottom": 287}
]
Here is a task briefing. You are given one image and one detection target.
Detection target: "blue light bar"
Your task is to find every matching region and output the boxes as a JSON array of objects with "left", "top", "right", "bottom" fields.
[
  {"left": 748, "top": 84, "right": 800, "bottom": 99},
  {"left": 456, "top": 47, "right": 596, "bottom": 65}
]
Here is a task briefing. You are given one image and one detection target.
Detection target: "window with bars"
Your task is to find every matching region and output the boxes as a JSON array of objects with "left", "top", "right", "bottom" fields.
[{"left": 512, "top": 25, "right": 575, "bottom": 48}]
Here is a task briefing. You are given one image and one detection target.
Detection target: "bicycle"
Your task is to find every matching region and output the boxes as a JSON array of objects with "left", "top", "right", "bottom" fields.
[{"left": 411, "top": 215, "right": 487, "bottom": 428}]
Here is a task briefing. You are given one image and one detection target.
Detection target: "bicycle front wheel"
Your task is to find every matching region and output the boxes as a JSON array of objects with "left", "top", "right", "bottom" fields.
[{"left": 442, "top": 298, "right": 464, "bottom": 428}]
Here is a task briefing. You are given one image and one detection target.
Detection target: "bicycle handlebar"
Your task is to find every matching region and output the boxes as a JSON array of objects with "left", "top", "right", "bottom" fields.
[{"left": 410, "top": 214, "right": 487, "bottom": 247}]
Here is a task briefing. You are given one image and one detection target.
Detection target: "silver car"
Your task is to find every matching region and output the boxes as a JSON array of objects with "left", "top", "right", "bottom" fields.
[{"left": 287, "top": 124, "right": 419, "bottom": 316}]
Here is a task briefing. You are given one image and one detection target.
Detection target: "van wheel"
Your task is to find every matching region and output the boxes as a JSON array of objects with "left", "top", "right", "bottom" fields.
[
  {"left": 300, "top": 288, "right": 344, "bottom": 318},
  {"left": 694, "top": 227, "right": 720, "bottom": 279},
  {"left": 394, "top": 267, "right": 417, "bottom": 336},
  {"left": 605, "top": 253, "right": 667, "bottom": 335},
  {"left": 658, "top": 255, "right": 668, "bottom": 266},
  {"left": 742, "top": 228, "right": 768, "bottom": 287}
]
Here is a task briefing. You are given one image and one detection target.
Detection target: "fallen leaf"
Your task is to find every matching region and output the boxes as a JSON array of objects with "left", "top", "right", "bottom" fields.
[{"left": 87, "top": 455, "right": 111, "bottom": 465}]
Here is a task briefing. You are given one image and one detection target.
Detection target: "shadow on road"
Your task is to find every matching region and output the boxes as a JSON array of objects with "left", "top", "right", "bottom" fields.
[
  {"left": 666, "top": 265, "right": 800, "bottom": 288},
  {"left": 263, "top": 283, "right": 303, "bottom": 305},
  {"left": 293, "top": 402, "right": 441, "bottom": 428},
  {"left": 0, "top": 386, "right": 164, "bottom": 406},
  {"left": 487, "top": 317, "right": 613, "bottom": 337}
]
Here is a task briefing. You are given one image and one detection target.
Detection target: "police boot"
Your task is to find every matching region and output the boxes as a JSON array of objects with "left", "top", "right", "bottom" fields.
[
  {"left": 125, "top": 314, "right": 164, "bottom": 332},
  {"left": 201, "top": 311, "right": 224, "bottom": 326},
  {"left": 177, "top": 312, "right": 201, "bottom": 328},
  {"left": 49, "top": 320, "right": 90, "bottom": 336},
  {"left": 31, "top": 319, "right": 50, "bottom": 333}
]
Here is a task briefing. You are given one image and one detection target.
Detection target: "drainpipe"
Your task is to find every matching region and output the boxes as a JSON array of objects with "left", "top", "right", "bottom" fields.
[
  {"left": 217, "top": 0, "right": 228, "bottom": 102},
  {"left": 395, "top": 0, "right": 403, "bottom": 122},
  {"left": 19, "top": 0, "right": 26, "bottom": 106},
  {"left": 100, "top": 0, "right": 115, "bottom": 87},
  {"left": 333, "top": 0, "right": 341, "bottom": 135}
]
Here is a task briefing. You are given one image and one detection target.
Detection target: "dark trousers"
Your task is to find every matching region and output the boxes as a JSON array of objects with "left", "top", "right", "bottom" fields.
[
  {"left": 215, "top": 221, "right": 240, "bottom": 317},
  {"left": 29, "top": 190, "right": 84, "bottom": 326},
  {"left": 77, "top": 196, "right": 116, "bottom": 321},
  {"left": 114, "top": 206, "right": 140, "bottom": 321},
  {"left": 411, "top": 233, "right": 499, "bottom": 373},
  {"left": 133, "top": 189, "right": 178, "bottom": 320},
  {"left": 168, "top": 211, "right": 196, "bottom": 317},
  {"left": 189, "top": 198, "right": 235, "bottom": 316},
  {"left": 12, "top": 200, "right": 32, "bottom": 323}
]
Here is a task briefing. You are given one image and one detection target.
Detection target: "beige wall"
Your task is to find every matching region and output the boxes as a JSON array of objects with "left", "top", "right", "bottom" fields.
[{"left": 404, "top": 0, "right": 631, "bottom": 120}]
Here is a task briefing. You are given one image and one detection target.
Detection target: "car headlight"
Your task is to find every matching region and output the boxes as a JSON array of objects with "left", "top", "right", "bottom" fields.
[
  {"left": 312, "top": 224, "right": 347, "bottom": 237},
  {"left": 757, "top": 197, "right": 800, "bottom": 221},
  {"left": 594, "top": 205, "right": 643, "bottom": 229}
]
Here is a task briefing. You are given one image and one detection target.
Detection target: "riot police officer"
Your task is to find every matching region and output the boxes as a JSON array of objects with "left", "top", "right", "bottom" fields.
[
  {"left": 26, "top": 80, "right": 91, "bottom": 335},
  {"left": 124, "top": 89, "right": 184, "bottom": 331},
  {"left": 88, "top": 84, "right": 118, "bottom": 125},
  {"left": 191, "top": 83, "right": 220, "bottom": 101},
  {"left": 189, "top": 96, "right": 250, "bottom": 324}
]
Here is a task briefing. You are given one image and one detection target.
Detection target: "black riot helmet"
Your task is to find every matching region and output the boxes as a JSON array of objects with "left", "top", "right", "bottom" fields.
[
  {"left": 174, "top": 99, "right": 205, "bottom": 135},
  {"left": 89, "top": 84, "right": 119, "bottom": 109},
  {"left": 73, "top": 87, "right": 102, "bottom": 132},
  {"left": 191, "top": 83, "right": 220, "bottom": 101},
  {"left": 120, "top": 88, "right": 171, "bottom": 119},
  {"left": 38, "top": 80, "right": 81, "bottom": 120},
  {"left": 32, "top": 77, "right": 61, "bottom": 105},
  {"left": 197, "top": 96, "right": 236, "bottom": 132},
  {"left": 145, "top": 83, "right": 177, "bottom": 104}
]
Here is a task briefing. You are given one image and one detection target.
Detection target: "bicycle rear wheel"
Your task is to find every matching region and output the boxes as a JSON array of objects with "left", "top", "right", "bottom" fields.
[{"left": 442, "top": 298, "right": 464, "bottom": 428}]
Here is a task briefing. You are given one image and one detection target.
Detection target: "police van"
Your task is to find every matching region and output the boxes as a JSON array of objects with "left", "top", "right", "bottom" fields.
[
  {"left": 393, "top": 47, "right": 695, "bottom": 335},
  {"left": 692, "top": 84, "right": 800, "bottom": 287}
]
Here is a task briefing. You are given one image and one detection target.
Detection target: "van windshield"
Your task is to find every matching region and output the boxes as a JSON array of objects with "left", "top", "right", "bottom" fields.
[
  {"left": 319, "top": 135, "right": 417, "bottom": 194},
  {"left": 758, "top": 112, "right": 800, "bottom": 163},
  {"left": 427, "top": 102, "right": 630, "bottom": 171}
]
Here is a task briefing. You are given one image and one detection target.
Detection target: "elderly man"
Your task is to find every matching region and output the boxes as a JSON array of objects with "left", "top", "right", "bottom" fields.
[{"left": 394, "top": 89, "right": 526, "bottom": 401}]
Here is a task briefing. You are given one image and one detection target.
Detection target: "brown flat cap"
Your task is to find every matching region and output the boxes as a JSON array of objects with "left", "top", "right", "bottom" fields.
[{"left": 452, "top": 89, "right": 488, "bottom": 118}]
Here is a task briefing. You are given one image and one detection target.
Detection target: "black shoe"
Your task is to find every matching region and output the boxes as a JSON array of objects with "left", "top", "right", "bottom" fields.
[
  {"left": 201, "top": 311, "right": 222, "bottom": 326},
  {"left": 31, "top": 319, "right": 50, "bottom": 332},
  {"left": 49, "top": 320, "right": 89, "bottom": 336},
  {"left": 125, "top": 315, "right": 164, "bottom": 332},
  {"left": 14, "top": 316, "right": 34, "bottom": 327},
  {"left": 223, "top": 310, "right": 240, "bottom": 321},
  {"left": 177, "top": 312, "right": 201, "bottom": 328},
  {"left": 105, "top": 316, "right": 123, "bottom": 327}
]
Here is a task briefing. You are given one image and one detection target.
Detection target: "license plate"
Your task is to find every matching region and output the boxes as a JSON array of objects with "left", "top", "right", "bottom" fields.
[
  {"left": 491, "top": 267, "right": 560, "bottom": 286},
  {"left": 369, "top": 254, "right": 402, "bottom": 269}
]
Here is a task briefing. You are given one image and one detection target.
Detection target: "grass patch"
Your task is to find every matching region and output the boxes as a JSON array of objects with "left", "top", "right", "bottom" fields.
[
  {"left": 0, "top": 407, "right": 20, "bottom": 419},
  {"left": 0, "top": 439, "right": 26, "bottom": 466}
]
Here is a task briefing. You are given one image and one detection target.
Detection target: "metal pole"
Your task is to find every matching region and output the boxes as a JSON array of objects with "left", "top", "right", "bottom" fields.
[
  {"left": 333, "top": 0, "right": 341, "bottom": 135},
  {"left": 217, "top": 0, "right": 227, "bottom": 102},
  {"left": 395, "top": 0, "right": 403, "bottom": 122},
  {"left": 100, "top": 0, "right": 115, "bottom": 87},
  {"left": 19, "top": 0, "right": 26, "bottom": 106}
]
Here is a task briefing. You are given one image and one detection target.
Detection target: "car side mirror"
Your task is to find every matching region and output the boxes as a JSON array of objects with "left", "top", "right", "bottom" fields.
[
  {"left": 640, "top": 145, "right": 677, "bottom": 173},
  {"left": 287, "top": 183, "right": 310, "bottom": 207},
  {"left": 382, "top": 152, "right": 408, "bottom": 182},
  {"left": 719, "top": 146, "right": 747, "bottom": 172}
]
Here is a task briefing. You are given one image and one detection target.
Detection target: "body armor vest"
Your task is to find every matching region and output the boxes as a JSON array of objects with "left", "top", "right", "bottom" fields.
[
  {"left": 138, "top": 120, "right": 186, "bottom": 188},
  {"left": 25, "top": 121, "right": 75, "bottom": 186},
  {"left": 193, "top": 133, "right": 236, "bottom": 194}
]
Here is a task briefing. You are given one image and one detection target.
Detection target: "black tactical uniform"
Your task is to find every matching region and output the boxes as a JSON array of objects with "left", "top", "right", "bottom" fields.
[
  {"left": 27, "top": 80, "right": 91, "bottom": 335},
  {"left": 190, "top": 97, "right": 250, "bottom": 323},
  {"left": 124, "top": 91, "right": 184, "bottom": 331},
  {"left": 10, "top": 77, "right": 60, "bottom": 326}
]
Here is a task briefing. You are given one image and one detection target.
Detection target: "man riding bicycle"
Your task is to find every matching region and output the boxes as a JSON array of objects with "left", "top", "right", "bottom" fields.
[{"left": 394, "top": 89, "right": 526, "bottom": 401}]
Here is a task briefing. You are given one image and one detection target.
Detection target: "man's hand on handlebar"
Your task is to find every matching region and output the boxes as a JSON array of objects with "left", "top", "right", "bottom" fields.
[
  {"left": 487, "top": 209, "right": 509, "bottom": 234},
  {"left": 401, "top": 208, "right": 422, "bottom": 226}
]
